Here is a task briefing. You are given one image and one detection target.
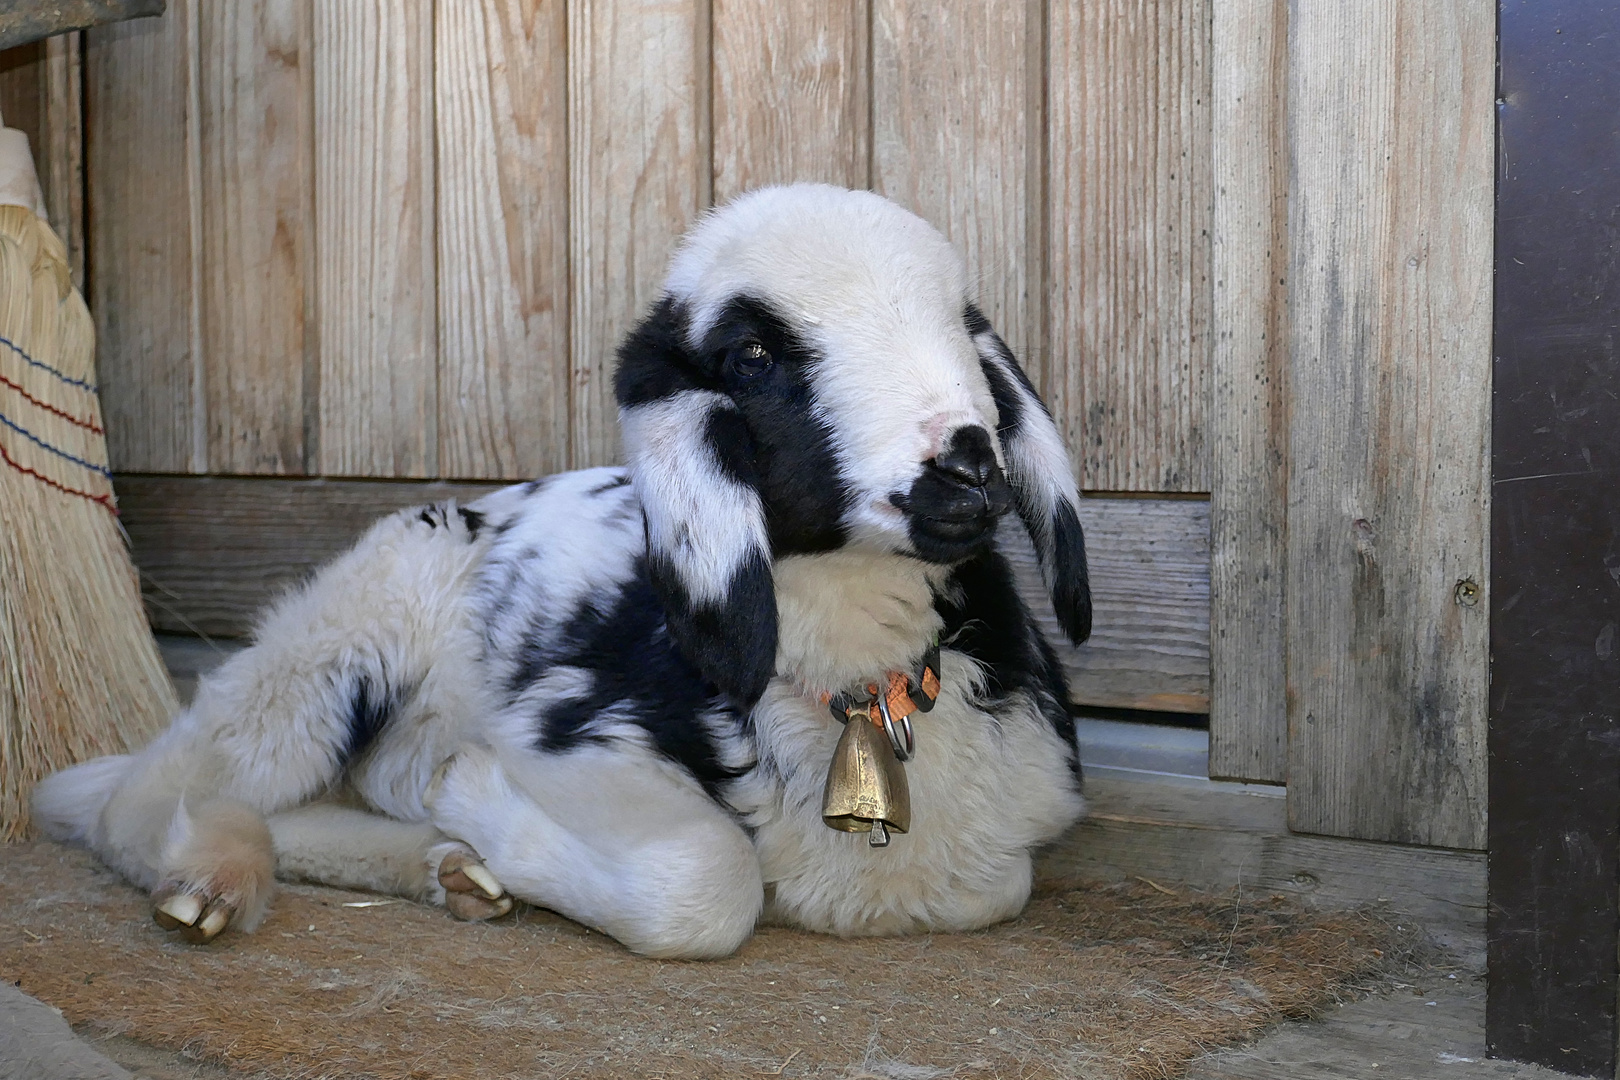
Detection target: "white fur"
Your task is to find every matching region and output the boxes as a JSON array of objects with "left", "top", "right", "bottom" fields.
[
  {"left": 33, "top": 185, "right": 1086, "bottom": 959},
  {"left": 620, "top": 396, "right": 769, "bottom": 603},
  {"left": 665, "top": 184, "right": 1004, "bottom": 555}
]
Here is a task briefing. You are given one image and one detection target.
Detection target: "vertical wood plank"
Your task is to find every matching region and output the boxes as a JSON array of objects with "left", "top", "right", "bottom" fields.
[
  {"left": 435, "top": 0, "right": 569, "bottom": 480},
  {"left": 1285, "top": 0, "right": 1492, "bottom": 848},
  {"left": 1048, "top": 0, "right": 1212, "bottom": 493},
  {"left": 711, "top": 0, "right": 869, "bottom": 203},
  {"left": 871, "top": 0, "right": 1039, "bottom": 377},
  {"left": 568, "top": 0, "right": 705, "bottom": 468},
  {"left": 0, "top": 39, "right": 85, "bottom": 287},
  {"left": 198, "top": 0, "right": 310, "bottom": 475},
  {"left": 314, "top": 0, "right": 436, "bottom": 478},
  {"left": 0, "top": 43, "right": 42, "bottom": 148},
  {"left": 41, "top": 35, "right": 85, "bottom": 290},
  {"left": 86, "top": 5, "right": 203, "bottom": 473},
  {"left": 1207, "top": 0, "right": 1288, "bottom": 783}
]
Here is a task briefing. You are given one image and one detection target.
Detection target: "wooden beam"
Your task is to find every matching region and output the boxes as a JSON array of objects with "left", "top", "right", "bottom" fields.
[
  {"left": 119, "top": 475, "right": 501, "bottom": 636},
  {"left": 121, "top": 477, "right": 1213, "bottom": 722},
  {"left": 1489, "top": 3, "right": 1620, "bottom": 1073},
  {"left": 1207, "top": 0, "right": 1288, "bottom": 782},
  {"left": 0, "top": 0, "right": 162, "bottom": 53},
  {"left": 1284, "top": 0, "right": 1492, "bottom": 849},
  {"left": 1006, "top": 498, "right": 1210, "bottom": 714}
]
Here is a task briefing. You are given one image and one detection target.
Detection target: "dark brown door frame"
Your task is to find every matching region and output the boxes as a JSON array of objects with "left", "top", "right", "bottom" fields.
[{"left": 1489, "top": 2, "right": 1620, "bottom": 1074}]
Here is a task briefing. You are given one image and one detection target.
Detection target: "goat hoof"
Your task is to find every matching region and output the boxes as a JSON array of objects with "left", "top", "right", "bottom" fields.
[
  {"left": 152, "top": 887, "right": 234, "bottom": 943},
  {"left": 437, "top": 845, "right": 512, "bottom": 922}
]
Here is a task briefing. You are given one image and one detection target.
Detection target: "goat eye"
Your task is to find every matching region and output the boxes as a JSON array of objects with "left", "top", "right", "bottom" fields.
[{"left": 726, "top": 341, "right": 772, "bottom": 378}]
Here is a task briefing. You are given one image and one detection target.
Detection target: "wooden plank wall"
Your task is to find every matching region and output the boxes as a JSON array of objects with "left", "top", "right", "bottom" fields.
[
  {"left": 1283, "top": 0, "right": 1492, "bottom": 849},
  {"left": 83, "top": 0, "right": 1211, "bottom": 489},
  {"left": 1207, "top": 0, "right": 1289, "bottom": 782},
  {"left": 67, "top": 0, "right": 1497, "bottom": 846}
]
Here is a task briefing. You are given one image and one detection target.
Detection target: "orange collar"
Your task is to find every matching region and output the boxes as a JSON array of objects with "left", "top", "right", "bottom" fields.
[{"left": 819, "top": 642, "right": 942, "bottom": 728}]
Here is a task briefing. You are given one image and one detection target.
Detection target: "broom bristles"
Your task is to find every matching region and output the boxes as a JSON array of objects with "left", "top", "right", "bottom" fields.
[{"left": 0, "top": 202, "right": 176, "bottom": 841}]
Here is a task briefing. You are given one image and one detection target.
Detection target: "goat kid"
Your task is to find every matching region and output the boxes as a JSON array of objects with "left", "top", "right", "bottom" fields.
[{"left": 35, "top": 184, "right": 1092, "bottom": 959}]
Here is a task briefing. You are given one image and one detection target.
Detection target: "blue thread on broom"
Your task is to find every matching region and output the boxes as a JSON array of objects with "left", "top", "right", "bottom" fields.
[
  {"left": 0, "top": 332, "right": 97, "bottom": 393},
  {"left": 0, "top": 409, "right": 112, "bottom": 478}
]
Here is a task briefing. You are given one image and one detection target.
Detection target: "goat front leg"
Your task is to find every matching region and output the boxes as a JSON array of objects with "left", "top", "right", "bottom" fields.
[{"left": 427, "top": 743, "right": 763, "bottom": 959}]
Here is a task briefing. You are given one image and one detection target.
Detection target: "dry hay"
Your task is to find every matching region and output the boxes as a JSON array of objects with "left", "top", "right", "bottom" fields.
[{"left": 0, "top": 841, "right": 1407, "bottom": 1080}]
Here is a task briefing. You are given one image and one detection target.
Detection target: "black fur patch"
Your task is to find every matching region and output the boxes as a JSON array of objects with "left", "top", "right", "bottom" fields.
[
  {"left": 899, "top": 425, "right": 1013, "bottom": 563},
  {"left": 934, "top": 550, "right": 1080, "bottom": 777},
  {"left": 963, "top": 302, "right": 993, "bottom": 339},
  {"left": 964, "top": 302, "right": 1091, "bottom": 646},
  {"left": 615, "top": 297, "right": 707, "bottom": 406},
  {"left": 516, "top": 562, "right": 749, "bottom": 795},
  {"left": 338, "top": 673, "right": 403, "bottom": 770},
  {"left": 649, "top": 548, "right": 779, "bottom": 710},
  {"left": 1049, "top": 500, "right": 1092, "bottom": 644},
  {"left": 457, "top": 506, "right": 485, "bottom": 538},
  {"left": 696, "top": 296, "right": 849, "bottom": 554},
  {"left": 586, "top": 474, "right": 632, "bottom": 497},
  {"left": 615, "top": 293, "right": 850, "bottom": 556}
]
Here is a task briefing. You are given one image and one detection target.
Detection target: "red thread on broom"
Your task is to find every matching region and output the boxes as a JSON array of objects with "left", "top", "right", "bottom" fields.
[
  {"left": 0, "top": 437, "right": 116, "bottom": 514},
  {"left": 0, "top": 369, "right": 103, "bottom": 433}
]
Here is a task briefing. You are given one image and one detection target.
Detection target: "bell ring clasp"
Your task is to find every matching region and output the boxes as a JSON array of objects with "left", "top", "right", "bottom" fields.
[{"left": 872, "top": 691, "right": 914, "bottom": 762}]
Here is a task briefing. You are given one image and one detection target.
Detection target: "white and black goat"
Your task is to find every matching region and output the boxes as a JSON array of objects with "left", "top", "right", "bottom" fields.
[{"left": 34, "top": 184, "right": 1092, "bottom": 959}]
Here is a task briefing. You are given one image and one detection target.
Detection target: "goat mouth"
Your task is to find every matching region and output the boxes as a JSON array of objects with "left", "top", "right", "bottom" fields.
[{"left": 891, "top": 481, "right": 1013, "bottom": 563}]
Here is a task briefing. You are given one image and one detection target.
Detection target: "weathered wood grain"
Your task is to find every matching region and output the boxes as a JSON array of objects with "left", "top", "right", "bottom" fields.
[
  {"left": 0, "top": 37, "right": 84, "bottom": 286},
  {"left": 85, "top": 3, "right": 201, "bottom": 473},
  {"left": 434, "top": 0, "right": 570, "bottom": 480},
  {"left": 1207, "top": 0, "right": 1288, "bottom": 782},
  {"left": 568, "top": 0, "right": 706, "bottom": 468},
  {"left": 1005, "top": 498, "right": 1210, "bottom": 713},
  {"left": 39, "top": 35, "right": 84, "bottom": 288},
  {"left": 120, "top": 478, "right": 1215, "bottom": 717},
  {"left": 1048, "top": 0, "right": 1212, "bottom": 493},
  {"left": 119, "top": 475, "right": 502, "bottom": 636},
  {"left": 1285, "top": 0, "right": 1492, "bottom": 848},
  {"left": 0, "top": 42, "right": 43, "bottom": 149},
  {"left": 711, "top": 0, "right": 869, "bottom": 203},
  {"left": 0, "top": 0, "right": 163, "bottom": 52},
  {"left": 872, "top": 0, "right": 1040, "bottom": 375},
  {"left": 312, "top": 0, "right": 436, "bottom": 478},
  {"left": 197, "top": 0, "right": 309, "bottom": 475}
]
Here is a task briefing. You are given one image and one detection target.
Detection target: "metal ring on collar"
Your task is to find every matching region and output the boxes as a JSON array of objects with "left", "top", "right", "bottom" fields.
[{"left": 874, "top": 694, "right": 914, "bottom": 761}]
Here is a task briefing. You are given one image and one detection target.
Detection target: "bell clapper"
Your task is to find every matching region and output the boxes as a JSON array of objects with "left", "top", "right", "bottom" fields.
[{"left": 869, "top": 820, "right": 890, "bottom": 847}]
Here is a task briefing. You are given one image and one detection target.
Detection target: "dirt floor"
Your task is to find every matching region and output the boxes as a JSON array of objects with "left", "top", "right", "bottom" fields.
[{"left": 0, "top": 840, "right": 1410, "bottom": 1080}]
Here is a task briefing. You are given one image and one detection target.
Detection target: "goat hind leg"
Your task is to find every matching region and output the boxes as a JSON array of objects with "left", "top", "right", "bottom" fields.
[{"left": 268, "top": 801, "right": 513, "bottom": 921}]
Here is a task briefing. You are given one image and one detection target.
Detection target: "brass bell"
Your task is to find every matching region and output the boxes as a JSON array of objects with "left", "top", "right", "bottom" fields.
[{"left": 821, "top": 713, "right": 911, "bottom": 846}]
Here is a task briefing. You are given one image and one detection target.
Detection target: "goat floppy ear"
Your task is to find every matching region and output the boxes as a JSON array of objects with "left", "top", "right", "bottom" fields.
[
  {"left": 616, "top": 298, "right": 779, "bottom": 708},
  {"left": 966, "top": 304, "right": 1092, "bottom": 645}
]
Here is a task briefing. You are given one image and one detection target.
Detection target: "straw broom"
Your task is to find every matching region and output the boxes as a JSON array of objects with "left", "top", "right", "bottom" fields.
[{"left": 0, "top": 113, "right": 175, "bottom": 840}]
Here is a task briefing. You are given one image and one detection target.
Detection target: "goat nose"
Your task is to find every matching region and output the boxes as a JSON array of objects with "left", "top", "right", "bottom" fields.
[{"left": 933, "top": 426, "right": 999, "bottom": 488}]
